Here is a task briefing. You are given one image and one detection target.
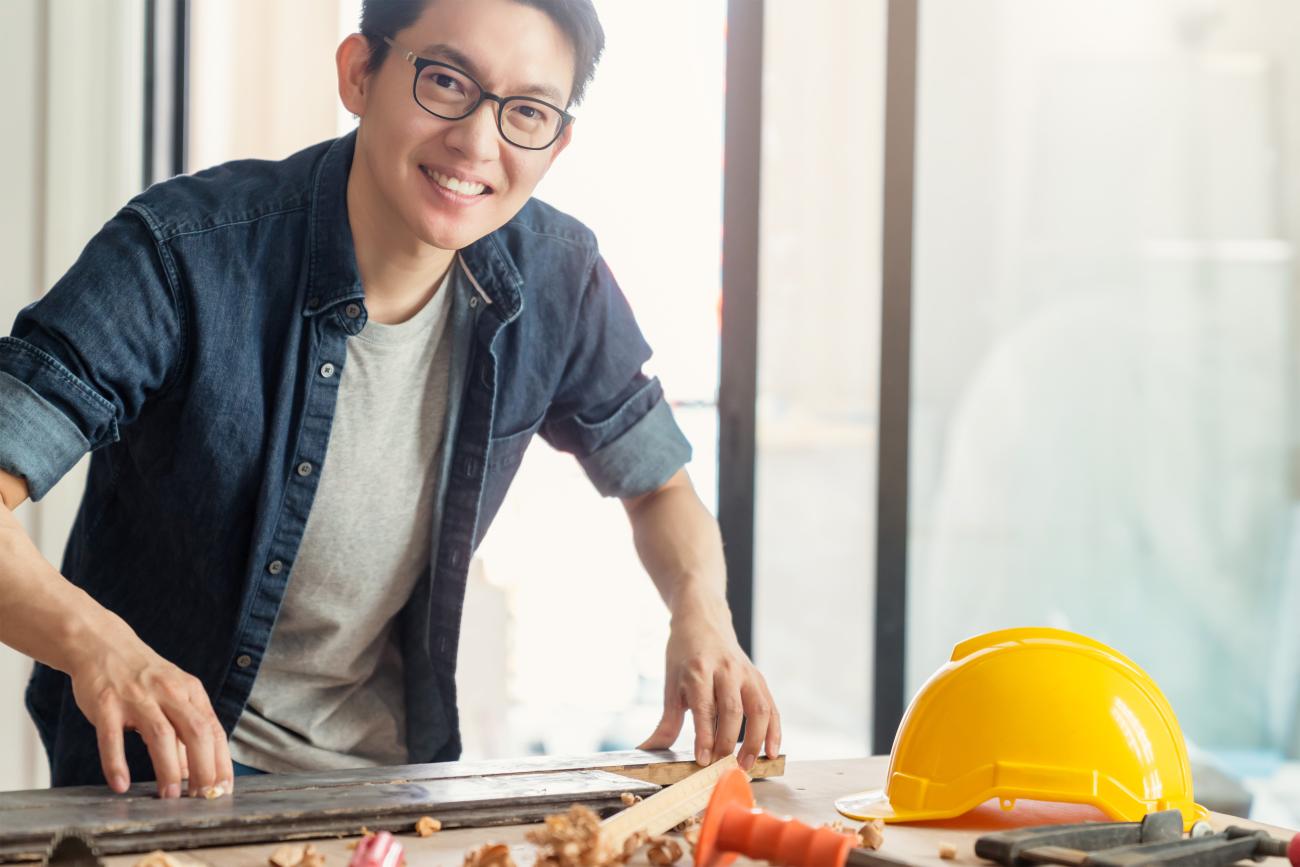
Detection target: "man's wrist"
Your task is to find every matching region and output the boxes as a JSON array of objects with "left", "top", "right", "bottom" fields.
[
  {"left": 668, "top": 577, "right": 733, "bottom": 627},
  {"left": 45, "top": 583, "right": 125, "bottom": 676}
]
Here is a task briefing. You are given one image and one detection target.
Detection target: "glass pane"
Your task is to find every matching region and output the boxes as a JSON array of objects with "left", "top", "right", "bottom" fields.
[
  {"left": 908, "top": 0, "right": 1300, "bottom": 822},
  {"left": 752, "top": 0, "right": 886, "bottom": 758}
]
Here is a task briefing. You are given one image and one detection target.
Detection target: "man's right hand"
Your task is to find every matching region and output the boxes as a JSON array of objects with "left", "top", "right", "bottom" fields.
[
  {"left": 66, "top": 626, "right": 233, "bottom": 798},
  {"left": 0, "top": 468, "right": 232, "bottom": 798}
]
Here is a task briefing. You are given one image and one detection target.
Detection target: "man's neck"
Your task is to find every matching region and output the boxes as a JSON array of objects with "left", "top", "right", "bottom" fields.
[{"left": 346, "top": 156, "right": 455, "bottom": 326}]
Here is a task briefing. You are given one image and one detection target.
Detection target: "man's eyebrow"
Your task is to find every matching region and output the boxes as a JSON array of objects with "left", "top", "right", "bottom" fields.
[{"left": 417, "top": 42, "right": 567, "bottom": 106}]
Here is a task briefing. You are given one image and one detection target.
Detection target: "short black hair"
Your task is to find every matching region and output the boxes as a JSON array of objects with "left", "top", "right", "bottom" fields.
[{"left": 359, "top": 0, "right": 605, "bottom": 107}]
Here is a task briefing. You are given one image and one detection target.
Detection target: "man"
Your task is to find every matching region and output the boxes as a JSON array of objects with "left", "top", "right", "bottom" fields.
[{"left": 0, "top": 0, "right": 779, "bottom": 797}]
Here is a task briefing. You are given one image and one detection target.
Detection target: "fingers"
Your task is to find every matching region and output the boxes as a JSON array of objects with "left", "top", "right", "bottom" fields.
[
  {"left": 685, "top": 675, "right": 717, "bottom": 766},
  {"left": 138, "top": 710, "right": 183, "bottom": 799},
  {"left": 189, "top": 678, "right": 234, "bottom": 794},
  {"left": 638, "top": 691, "right": 686, "bottom": 751},
  {"left": 712, "top": 674, "right": 745, "bottom": 769},
  {"left": 174, "top": 709, "right": 215, "bottom": 798},
  {"left": 737, "top": 681, "right": 772, "bottom": 771},
  {"left": 213, "top": 714, "right": 235, "bottom": 794},
  {"left": 95, "top": 703, "right": 130, "bottom": 794},
  {"left": 766, "top": 702, "right": 783, "bottom": 760}
]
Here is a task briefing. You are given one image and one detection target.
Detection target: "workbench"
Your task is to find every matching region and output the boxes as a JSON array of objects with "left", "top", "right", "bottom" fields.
[{"left": 86, "top": 757, "right": 1293, "bottom": 867}]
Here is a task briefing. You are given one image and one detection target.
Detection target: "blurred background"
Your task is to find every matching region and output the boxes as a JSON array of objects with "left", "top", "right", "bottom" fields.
[{"left": 3, "top": 0, "right": 1300, "bottom": 827}]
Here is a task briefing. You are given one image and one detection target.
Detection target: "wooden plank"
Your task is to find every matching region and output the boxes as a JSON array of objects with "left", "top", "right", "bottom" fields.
[
  {"left": 600, "top": 755, "right": 740, "bottom": 850},
  {"left": 0, "top": 770, "right": 657, "bottom": 863},
  {"left": 607, "top": 753, "right": 783, "bottom": 785}
]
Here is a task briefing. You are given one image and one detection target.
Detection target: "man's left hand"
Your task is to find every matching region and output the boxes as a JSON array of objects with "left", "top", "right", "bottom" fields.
[{"left": 637, "top": 600, "right": 781, "bottom": 770}]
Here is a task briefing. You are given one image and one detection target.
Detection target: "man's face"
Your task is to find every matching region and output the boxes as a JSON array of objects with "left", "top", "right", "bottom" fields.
[{"left": 351, "top": 0, "right": 577, "bottom": 252}]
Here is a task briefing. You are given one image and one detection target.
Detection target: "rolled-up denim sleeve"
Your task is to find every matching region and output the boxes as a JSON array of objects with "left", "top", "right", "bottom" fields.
[
  {"left": 0, "top": 207, "right": 182, "bottom": 500},
  {"left": 540, "top": 253, "right": 692, "bottom": 498}
]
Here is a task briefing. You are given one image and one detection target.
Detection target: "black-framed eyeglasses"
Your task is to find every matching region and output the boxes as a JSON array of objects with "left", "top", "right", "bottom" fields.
[{"left": 382, "top": 36, "right": 573, "bottom": 151}]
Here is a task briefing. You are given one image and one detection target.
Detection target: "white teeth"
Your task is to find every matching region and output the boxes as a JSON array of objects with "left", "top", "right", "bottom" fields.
[{"left": 424, "top": 167, "right": 487, "bottom": 196}]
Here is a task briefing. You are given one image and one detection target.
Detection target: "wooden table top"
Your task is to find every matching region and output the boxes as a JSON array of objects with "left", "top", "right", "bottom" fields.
[{"left": 102, "top": 757, "right": 1296, "bottom": 867}]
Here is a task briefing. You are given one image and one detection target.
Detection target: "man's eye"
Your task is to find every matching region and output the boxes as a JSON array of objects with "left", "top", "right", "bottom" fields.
[
  {"left": 433, "top": 74, "right": 462, "bottom": 91},
  {"left": 513, "top": 104, "right": 550, "bottom": 122}
]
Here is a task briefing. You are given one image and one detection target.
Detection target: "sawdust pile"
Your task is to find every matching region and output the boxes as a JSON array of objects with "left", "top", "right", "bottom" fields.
[{"left": 523, "top": 805, "right": 647, "bottom": 867}]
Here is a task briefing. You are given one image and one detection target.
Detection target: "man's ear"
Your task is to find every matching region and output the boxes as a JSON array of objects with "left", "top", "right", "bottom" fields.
[
  {"left": 546, "top": 119, "right": 576, "bottom": 167},
  {"left": 337, "top": 33, "right": 375, "bottom": 118}
]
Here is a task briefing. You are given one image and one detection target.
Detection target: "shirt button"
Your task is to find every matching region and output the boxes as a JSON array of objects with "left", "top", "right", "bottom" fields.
[
  {"left": 306, "top": 296, "right": 320, "bottom": 310},
  {"left": 344, "top": 303, "right": 362, "bottom": 319},
  {"left": 267, "top": 559, "right": 283, "bottom": 575},
  {"left": 320, "top": 362, "right": 336, "bottom": 379},
  {"left": 236, "top": 654, "right": 252, "bottom": 668},
  {"left": 469, "top": 296, "right": 479, "bottom": 309},
  {"left": 297, "top": 461, "right": 313, "bottom": 477}
]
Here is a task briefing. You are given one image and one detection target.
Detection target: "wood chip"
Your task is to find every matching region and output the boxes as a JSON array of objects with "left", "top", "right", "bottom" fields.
[
  {"left": 646, "top": 837, "right": 683, "bottom": 865},
  {"left": 619, "top": 792, "right": 642, "bottom": 807},
  {"left": 859, "top": 819, "right": 886, "bottom": 850},
  {"left": 415, "top": 816, "right": 442, "bottom": 837},
  {"left": 463, "top": 843, "right": 515, "bottom": 867},
  {"left": 939, "top": 842, "right": 958, "bottom": 860},
  {"left": 268, "top": 843, "right": 324, "bottom": 867},
  {"left": 197, "top": 782, "right": 228, "bottom": 800}
]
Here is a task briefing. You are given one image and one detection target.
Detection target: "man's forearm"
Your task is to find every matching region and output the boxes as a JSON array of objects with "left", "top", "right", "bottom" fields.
[
  {"left": 623, "top": 469, "right": 731, "bottom": 622},
  {"left": 0, "top": 497, "right": 110, "bottom": 675},
  {"left": 626, "top": 468, "right": 782, "bottom": 766}
]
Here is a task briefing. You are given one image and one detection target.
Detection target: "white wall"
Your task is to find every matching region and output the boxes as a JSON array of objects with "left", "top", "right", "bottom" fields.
[{"left": 0, "top": 0, "right": 145, "bottom": 791}]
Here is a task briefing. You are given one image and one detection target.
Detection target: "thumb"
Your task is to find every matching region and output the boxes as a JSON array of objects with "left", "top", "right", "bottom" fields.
[{"left": 638, "top": 701, "right": 686, "bottom": 750}]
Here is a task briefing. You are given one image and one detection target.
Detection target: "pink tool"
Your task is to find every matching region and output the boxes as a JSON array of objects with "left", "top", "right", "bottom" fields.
[{"left": 349, "top": 831, "right": 404, "bottom": 867}]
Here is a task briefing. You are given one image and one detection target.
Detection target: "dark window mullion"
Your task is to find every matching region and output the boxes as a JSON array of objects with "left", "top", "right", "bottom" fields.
[{"left": 718, "top": 0, "right": 764, "bottom": 658}]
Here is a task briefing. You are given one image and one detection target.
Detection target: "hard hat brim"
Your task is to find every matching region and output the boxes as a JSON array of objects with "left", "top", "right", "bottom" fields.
[{"left": 835, "top": 789, "right": 913, "bottom": 822}]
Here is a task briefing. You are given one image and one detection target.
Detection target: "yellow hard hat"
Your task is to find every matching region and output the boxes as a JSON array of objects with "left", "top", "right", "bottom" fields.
[{"left": 837, "top": 627, "right": 1209, "bottom": 830}]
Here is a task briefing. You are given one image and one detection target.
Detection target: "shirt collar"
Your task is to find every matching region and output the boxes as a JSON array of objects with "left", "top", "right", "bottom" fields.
[{"left": 304, "top": 130, "right": 525, "bottom": 323}]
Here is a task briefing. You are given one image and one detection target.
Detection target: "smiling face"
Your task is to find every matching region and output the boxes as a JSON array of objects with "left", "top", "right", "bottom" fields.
[{"left": 339, "top": 0, "right": 577, "bottom": 254}]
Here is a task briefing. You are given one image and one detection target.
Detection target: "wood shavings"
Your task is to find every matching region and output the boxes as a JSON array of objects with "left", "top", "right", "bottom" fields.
[
  {"left": 191, "top": 781, "right": 229, "bottom": 800},
  {"left": 268, "top": 844, "right": 325, "bottom": 867},
  {"left": 462, "top": 842, "right": 515, "bottom": 867},
  {"left": 526, "top": 804, "right": 646, "bottom": 866},
  {"left": 645, "top": 837, "right": 683, "bottom": 865},
  {"left": 618, "top": 792, "right": 642, "bottom": 807},
  {"left": 134, "top": 852, "right": 185, "bottom": 867},
  {"left": 681, "top": 825, "right": 700, "bottom": 853},
  {"left": 415, "top": 816, "right": 442, "bottom": 836},
  {"left": 671, "top": 815, "right": 700, "bottom": 834},
  {"left": 269, "top": 844, "right": 325, "bottom": 867},
  {"left": 859, "top": 819, "right": 886, "bottom": 850},
  {"left": 938, "top": 842, "right": 958, "bottom": 860}
]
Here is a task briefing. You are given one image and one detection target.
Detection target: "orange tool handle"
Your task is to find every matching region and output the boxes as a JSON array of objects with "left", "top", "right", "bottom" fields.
[{"left": 696, "top": 769, "right": 859, "bottom": 867}]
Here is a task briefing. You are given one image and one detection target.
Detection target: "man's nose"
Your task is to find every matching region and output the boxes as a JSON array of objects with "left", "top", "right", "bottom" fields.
[{"left": 445, "top": 99, "right": 501, "bottom": 161}]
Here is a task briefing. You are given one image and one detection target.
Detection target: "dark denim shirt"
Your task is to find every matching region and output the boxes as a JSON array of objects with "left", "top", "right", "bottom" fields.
[{"left": 0, "top": 131, "right": 691, "bottom": 786}]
